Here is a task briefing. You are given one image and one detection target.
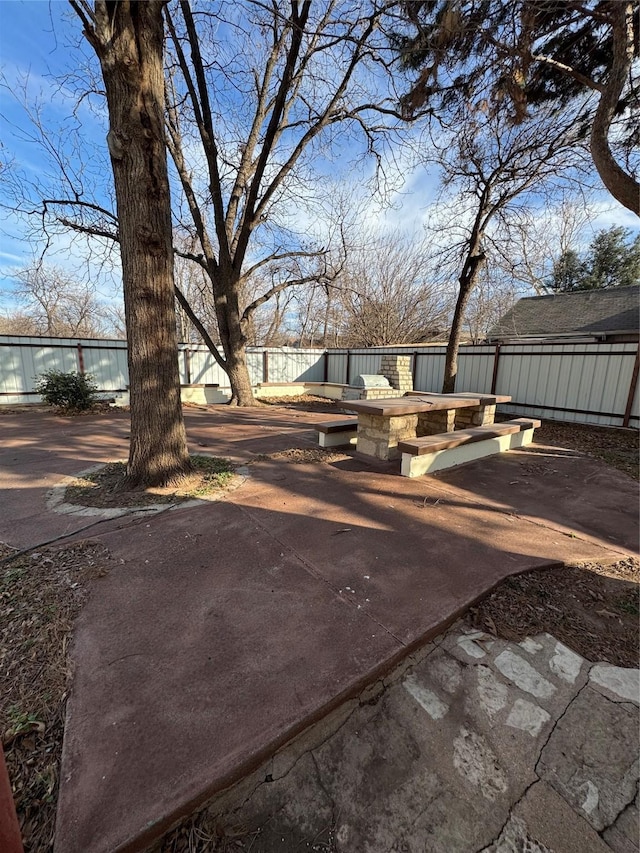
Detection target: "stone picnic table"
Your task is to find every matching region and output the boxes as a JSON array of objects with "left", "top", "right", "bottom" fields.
[{"left": 338, "top": 392, "right": 512, "bottom": 461}]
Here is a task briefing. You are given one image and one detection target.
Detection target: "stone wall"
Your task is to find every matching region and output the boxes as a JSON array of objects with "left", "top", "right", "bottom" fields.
[
  {"left": 342, "top": 386, "right": 401, "bottom": 401},
  {"left": 455, "top": 404, "right": 496, "bottom": 428}
]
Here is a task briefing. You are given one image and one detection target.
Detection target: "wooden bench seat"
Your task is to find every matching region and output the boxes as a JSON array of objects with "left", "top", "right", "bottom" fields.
[
  {"left": 399, "top": 418, "right": 541, "bottom": 477},
  {"left": 313, "top": 418, "right": 358, "bottom": 448}
]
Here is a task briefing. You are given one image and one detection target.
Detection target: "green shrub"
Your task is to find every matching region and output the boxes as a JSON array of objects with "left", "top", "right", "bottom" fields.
[{"left": 34, "top": 370, "right": 98, "bottom": 412}]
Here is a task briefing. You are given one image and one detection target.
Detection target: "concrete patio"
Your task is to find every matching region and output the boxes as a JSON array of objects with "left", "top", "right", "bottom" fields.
[{"left": 0, "top": 405, "right": 637, "bottom": 852}]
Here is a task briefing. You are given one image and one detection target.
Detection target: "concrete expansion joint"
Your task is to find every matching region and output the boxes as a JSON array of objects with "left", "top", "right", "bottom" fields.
[{"left": 232, "top": 502, "right": 405, "bottom": 645}]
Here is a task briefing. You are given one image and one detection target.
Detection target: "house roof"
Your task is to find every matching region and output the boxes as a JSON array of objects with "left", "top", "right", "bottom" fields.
[{"left": 487, "top": 285, "right": 640, "bottom": 341}]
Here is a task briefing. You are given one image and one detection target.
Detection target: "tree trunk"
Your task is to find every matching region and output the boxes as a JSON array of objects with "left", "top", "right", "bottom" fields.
[
  {"left": 82, "top": 1, "right": 191, "bottom": 486},
  {"left": 590, "top": 2, "right": 640, "bottom": 216},
  {"left": 442, "top": 255, "right": 485, "bottom": 394},
  {"left": 215, "top": 273, "right": 256, "bottom": 405}
]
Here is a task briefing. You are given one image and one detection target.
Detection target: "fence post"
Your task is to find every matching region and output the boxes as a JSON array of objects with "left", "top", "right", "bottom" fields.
[
  {"left": 184, "top": 348, "right": 192, "bottom": 385},
  {"left": 262, "top": 350, "right": 269, "bottom": 383},
  {"left": 345, "top": 350, "right": 351, "bottom": 385},
  {"left": 76, "top": 342, "right": 85, "bottom": 374},
  {"left": 623, "top": 346, "right": 640, "bottom": 428},
  {"left": 323, "top": 350, "right": 328, "bottom": 383},
  {"left": 490, "top": 343, "right": 501, "bottom": 394},
  {"left": 412, "top": 350, "right": 419, "bottom": 389}
]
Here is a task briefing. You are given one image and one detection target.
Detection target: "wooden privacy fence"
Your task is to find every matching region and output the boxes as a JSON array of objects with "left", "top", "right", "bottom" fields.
[{"left": 0, "top": 335, "right": 638, "bottom": 429}]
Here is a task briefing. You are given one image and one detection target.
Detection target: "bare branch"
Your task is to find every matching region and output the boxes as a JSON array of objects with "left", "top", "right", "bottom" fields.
[{"left": 529, "top": 53, "right": 604, "bottom": 93}]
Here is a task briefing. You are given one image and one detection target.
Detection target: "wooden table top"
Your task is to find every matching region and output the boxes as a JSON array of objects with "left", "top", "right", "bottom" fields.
[{"left": 339, "top": 392, "right": 511, "bottom": 418}]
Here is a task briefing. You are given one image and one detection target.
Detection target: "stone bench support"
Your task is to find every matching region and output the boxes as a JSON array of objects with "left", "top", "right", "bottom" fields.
[{"left": 356, "top": 413, "right": 419, "bottom": 461}]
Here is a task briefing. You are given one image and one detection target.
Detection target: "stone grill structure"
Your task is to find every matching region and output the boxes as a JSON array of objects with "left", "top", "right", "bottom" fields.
[
  {"left": 341, "top": 354, "right": 414, "bottom": 404},
  {"left": 342, "top": 375, "right": 394, "bottom": 401}
]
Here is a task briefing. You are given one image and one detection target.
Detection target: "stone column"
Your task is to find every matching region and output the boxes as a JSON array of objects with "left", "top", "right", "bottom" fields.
[
  {"left": 417, "top": 409, "right": 456, "bottom": 436},
  {"left": 455, "top": 404, "right": 496, "bottom": 428},
  {"left": 379, "top": 354, "right": 413, "bottom": 394},
  {"left": 356, "top": 413, "right": 419, "bottom": 461}
]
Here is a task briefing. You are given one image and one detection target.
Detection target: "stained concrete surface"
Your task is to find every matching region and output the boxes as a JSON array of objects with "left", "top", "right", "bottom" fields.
[{"left": 0, "top": 407, "right": 637, "bottom": 853}]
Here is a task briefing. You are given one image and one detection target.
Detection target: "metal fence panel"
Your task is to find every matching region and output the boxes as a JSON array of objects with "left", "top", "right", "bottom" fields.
[
  {"left": 326, "top": 351, "right": 348, "bottom": 384},
  {"left": 457, "top": 346, "right": 494, "bottom": 393},
  {"left": 264, "top": 348, "right": 325, "bottom": 383},
  {"left": 1, "top": 336, "right": 637, "bottom": 428},
  {"left": 412, "top": 349, "right": 446, "bottom": 391},
  {"left": 246, "top": 350, "right": 264, "bottom": 385},
  {"left": 497, "top": 342, "right": 638, "bottom": 427},
  {"left": 81, "top": 343, "right": 129, "bottom": 391}
]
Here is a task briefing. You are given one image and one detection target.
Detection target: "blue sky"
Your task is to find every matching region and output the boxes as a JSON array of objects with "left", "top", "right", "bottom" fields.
[
  {"left": 0, "top": 0, "right": 118, "bottom": 304},
  {"left": 0, "top": 0, "right": 638, "bottom": 312}
]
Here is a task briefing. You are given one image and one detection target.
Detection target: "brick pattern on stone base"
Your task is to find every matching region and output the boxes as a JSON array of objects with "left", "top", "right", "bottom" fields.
[
  {"left": 357, "top": 412, "right": 419, "bottom": 461},
  {"left": 455, "top": 404, "right": 496, "bottom": 428},
  {"left": 417, "top": 410, "right": 456, "bottom": 436},
  {"left": 379, "top": 354, "right": 413, "bottom": 394},
  {"left": 342, "top": 387, "right": 406, "bottom": 402}
]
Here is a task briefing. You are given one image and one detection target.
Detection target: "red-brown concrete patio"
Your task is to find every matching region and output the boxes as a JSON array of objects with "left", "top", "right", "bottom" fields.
[{"left": 0, "top": 406, "right": 637, "bottom": 853}]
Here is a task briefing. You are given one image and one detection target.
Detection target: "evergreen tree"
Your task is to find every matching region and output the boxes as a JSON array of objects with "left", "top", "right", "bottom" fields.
[
  {"left": 586, "top": 227, "right": 640, "bottom": 289},
  {"left": 394, "top": 1, "right": 639, "bottom": 214},
  {"left": 548, "top": 227, "right": 640, "bottom": 291},
  {"left": 548, "top": 249, "right": 588, "bottom": 292}
]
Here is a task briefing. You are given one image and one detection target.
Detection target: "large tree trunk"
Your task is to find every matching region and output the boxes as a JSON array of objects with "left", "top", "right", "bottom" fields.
[
  {"left": 215, "top": 274, "right": 256, "bottom": 406},
  {"left": 590, "top": 2, "right": 640, "bottom": 216},
  {"left": 442, "top": 255, "right": 485, "bottom": 394},
  {"left": 175, "top": 273, "right": 256, "bottom": 405},
  {"left": 79, "top": 1, "right": 191, "bottom": 486}
]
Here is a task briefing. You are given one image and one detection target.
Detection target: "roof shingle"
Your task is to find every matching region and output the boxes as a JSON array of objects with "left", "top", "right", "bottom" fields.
[{"left": 488, "top": 285, "right": 639, "bottom": 341}]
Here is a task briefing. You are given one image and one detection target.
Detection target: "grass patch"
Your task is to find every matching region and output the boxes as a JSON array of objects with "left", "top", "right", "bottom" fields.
[{"left": 64, "top": 455, "right": 237, "bottom": 509}]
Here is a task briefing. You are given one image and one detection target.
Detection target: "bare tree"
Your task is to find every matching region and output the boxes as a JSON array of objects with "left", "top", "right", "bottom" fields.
[
  {"left": 425, "top": 105, "right": 585, "bottom": 392},
  {"left": 161, "top": 0, "right": 408, "bottom": 402},
  {"left": 463, "top": 268, "right": 518, "bottom": 344},
  {"left": 69, "top": 0, "right": 191, "bottom": 487},
  {"left": 5, "top": 3, "right": 431, "bottom": 402},
  {"left": 490, "top": 196, "right": 600, "bottom": 296},
  {"left": 1, "top": 265, "right": 115, "bottom": 337},
  {"left": 172, "top": 236, "right": 218, "bottom": 343},
  {"left": 337, "top": 229, "right": 452, "bottom": 346}
]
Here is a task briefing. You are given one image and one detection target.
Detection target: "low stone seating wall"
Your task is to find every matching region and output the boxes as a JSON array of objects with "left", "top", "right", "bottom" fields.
[{"left": 399, "top": 418, "right": 541, "bottom": 478}]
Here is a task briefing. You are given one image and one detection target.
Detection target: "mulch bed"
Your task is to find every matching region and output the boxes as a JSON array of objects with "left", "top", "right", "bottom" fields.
[
  {"left": 517, "top": 417, "right": 638, "bottom": 480},
  {"left": 0, "top": 542, "right": 111, "bottom": 852},
  {"left": 250, "top": 447, "right": 349, "bottom": 465},
  {"left": 63, "top": 456, "right": 237, "bottom": 509},
  {"left": 257, "top": 394, "right": 339, "bottom": 413},
  {"left": 466, "top": 557, "right": 639, "bottom": 668}
]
